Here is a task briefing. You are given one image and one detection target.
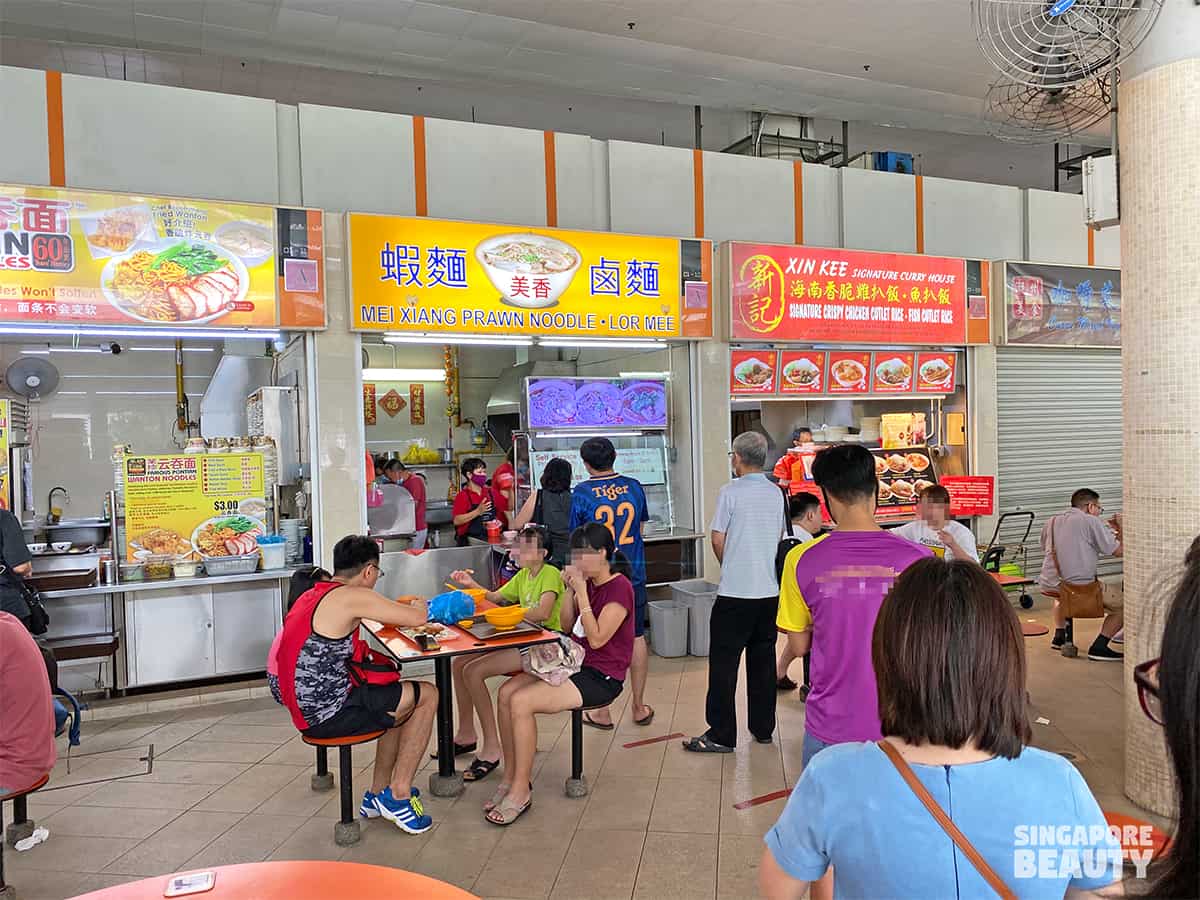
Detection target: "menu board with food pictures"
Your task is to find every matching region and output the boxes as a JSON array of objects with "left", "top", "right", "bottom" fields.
[
  {"left": 871, "top": 352, "right": 916, "bottom": 394},
  {"left": 529, "top": 447, "right": 666, "bottom": 487},
  {"left": 778, "top": 350, "right": 826, "bottom": 395},
  {"left": 915, "top": 352, "right": 957, "bottom": 393},
  {"left": 123, "top": 453, "right": 266, "bottom": 563},
  {"left": 0, "top": 183, "right": 325, "bottom": 329},
  {"left": 827, "top": 351, "right": 871, "bottom": 394},
  {"left": 527, "top": 378, "right": 667, "bottom": 429},
  {"left": 873, "top": 447, "right": 936, "bottom": 517},
  {"left": 730, "top": 350, "right": 778, "bottom": 395}
]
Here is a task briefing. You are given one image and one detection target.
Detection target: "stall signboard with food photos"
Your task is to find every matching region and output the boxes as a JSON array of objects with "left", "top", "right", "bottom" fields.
[
  {"left": 348, "top": 214, "right": 714, "bottom": 339},
  {"left": 872, "top": 447, "right": 937, "bottom": 518},
  {"left": 1001, "top": 261, "right": 1120, "bottom": 348},
  {"left": 729, "top": 243, "right": 968, "bottom": 345},
  {"left": 528, "top": 377, "right": 668, "bottom": 429},
  {"left": 778, "top": 350, "right": 826, "bottom": 395},
  {"left": 730, "top": 350, "right": 778, "bottom": 395},
  {"left": 0, "top": 183, "right": 325, "bottom": 330},
  {"left": 914, "top": 352, "right": 957, "bottom": 393},
  {"left": 123, "top": 453, "right": 266, "bottom": 563},
  {"left": 827, "top": 351, "right": 872, "bottom": 394},
  {"left": 870, "top": 352, "right": 917, "bottom": 394}
]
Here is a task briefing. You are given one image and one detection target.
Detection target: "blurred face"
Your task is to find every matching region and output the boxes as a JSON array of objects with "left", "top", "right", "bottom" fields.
[
  {"left": 514, "top": 535, "right": 545, "bottom": 568},
  {"left": 1084, "top": 498, "right": 1104, "bottom": 517},
  {"left": 570, "top": 546, "right": 607, "bottom": 579},
  {"left": 920, "top": 497, "right": 949, "bottom": 528},
  {"left": 796, "top": 431, "right": 812, "bottom": 446},
  {"left": 798, "top": 506, "right": 822, "bottom": 533}
]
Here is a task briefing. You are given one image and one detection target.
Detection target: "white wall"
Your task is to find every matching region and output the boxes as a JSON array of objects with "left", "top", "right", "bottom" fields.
[
  {"left": 607, "top": 141, "right": 695, "bottom": 238},
  {"left": 0, "top": 67, "right": 50, "bottom": 185},
  {"left": 298, "top": 104, "right": 416, "bottom": 214},
  {"left": 841, "top": 168, "right": 917, "bottom": 253},
  {"left": 923, "top": 176, "right": 1023, "bottom": 260},
  {"left": 1026, "top": 190, "right": 1090, "bottom": 264},
  {"left": 702, "top": 152, "right": 793, "bottom": 245}
]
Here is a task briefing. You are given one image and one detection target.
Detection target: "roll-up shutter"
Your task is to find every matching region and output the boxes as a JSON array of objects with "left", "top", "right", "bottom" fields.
[{"left": 995, "top": 347, "right": 1122, "bottom": 578}]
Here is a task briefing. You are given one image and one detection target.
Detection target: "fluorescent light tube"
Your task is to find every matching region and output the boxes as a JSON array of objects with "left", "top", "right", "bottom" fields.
[{"left": 362, "top": 368, "right": 446, "bottom": 381}]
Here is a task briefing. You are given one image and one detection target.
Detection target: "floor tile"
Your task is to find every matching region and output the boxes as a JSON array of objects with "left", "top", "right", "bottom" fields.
[
  {"left": 1, "top": 870, "right": 131, "bottom": 900},
  {"left": 255, "top": 768, "right": 341, "bottom": 817},
  {"left": 338, "top": 818, "right": 436, "bottom": 868},
  {"left": 39, "top": 805, "right": 180, "bottom": 840},
  {"left": 181, "top": 813, "right": 307, "bottom": 869},
  {"left": 649, "top": 776, "right": 722, "bottom": 833},
  {"left": 550, "top": 828, "right": 645, "bottom": 900},
  {"left": 78, "top": 779, "right": 219, "bottom": 811},
  {"left": 410, "top": 822, "right": 503, "bottom": 892},
  {"left": 579, "top": 775, "right": 658, "bottom": 832},
  {"left": 6, "top": 834, "right": 139, "bottom": 873},
  {"left": 158, "top": 740, "right": 279, "bottom": 765},
  {"left": 191, "top": 723, "right": 298, "bottom": 745},
  {"left": 194, "top": 764, "right": 309, "bottom": 813},
  {"left": 102, "top": 810, "right": 245, "bottom": 876},
  {"left": 634, "top": 831, "right": 717, "bottom": 900},
  {"left": 717, "top": 833, "right": 767, "bottom": 899},
  {"left": 266, "top": 816, "right": 347, "bottom": 862},
  {"left": 473, "top": 827, "right": 572, "bottom": 899}
]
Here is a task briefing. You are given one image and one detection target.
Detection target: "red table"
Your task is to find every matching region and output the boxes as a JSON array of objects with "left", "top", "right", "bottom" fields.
[
  {"left": 990, "top": 571, "right": 1037, "bottom": 610},
  {"left": 366, "top": 599, "right": 556, "bottom": 798},
  {"left": 71, "top": 861, "right": 476, "bottom": 899}
]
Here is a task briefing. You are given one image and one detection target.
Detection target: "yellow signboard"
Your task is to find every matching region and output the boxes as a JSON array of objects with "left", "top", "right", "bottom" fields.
[
  {"left": 0, "top": 183, "right": 327, "bottom": 329},
  {"left": 123, "top": 453, "right": 267, "bottom": 563},
  {"left": 347, "top": 214, "right": 713, "bottom": 338},
  {"left": 0, "top": 400, "right": 10, "bottom": 511}
]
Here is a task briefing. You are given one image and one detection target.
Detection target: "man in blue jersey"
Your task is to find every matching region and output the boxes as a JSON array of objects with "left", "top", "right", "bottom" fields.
[{"left": 569, "top": 437, "right": 654, "bottom": 729}]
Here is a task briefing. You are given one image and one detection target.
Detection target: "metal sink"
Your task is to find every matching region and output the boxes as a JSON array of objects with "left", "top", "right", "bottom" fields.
[
  {"left": 425, "top": 501, "right": 454, "bottom": 526},
  {"left": 32, "top": 551, "right": 101, "bottom": 575},
  {"left": 40, "top": 518, "right": 110, "bottom": 546}
]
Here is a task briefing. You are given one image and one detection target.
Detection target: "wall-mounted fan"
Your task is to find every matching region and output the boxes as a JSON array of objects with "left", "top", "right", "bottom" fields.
[
  {"left": 5, "top": 357, "right": 60, "bottom": 399},
  {"left": 986, "top": 73, "right": 1112, "bottom": 144},
  {"left": 973, "top": 0, "right": 1164, "bottom": 88}
]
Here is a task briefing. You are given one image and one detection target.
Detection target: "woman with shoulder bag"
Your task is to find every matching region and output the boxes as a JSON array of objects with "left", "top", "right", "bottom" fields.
[
  {"left": 760, "top": 559, "right": 1120, "bottom": 900},
  {"left": 511, "top": 457, "right": 573, "bottom": 568}
]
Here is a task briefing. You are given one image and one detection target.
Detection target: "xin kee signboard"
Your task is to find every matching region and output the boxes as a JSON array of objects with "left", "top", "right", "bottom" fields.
[
  {"left": 0, "top": 184, "right": 325, "bottom": 329},
  {"left": 1002, "top": 261, "right": 1120, "bottom": 348},
  {"left": 348, "top": 214, "right": 713, "bottom": 339},
  {"left": 123, "top": 454, "right": 266, "bottom": 563},
  {"left": 730, "top": 243, "right": 967, "bottom": 345}
]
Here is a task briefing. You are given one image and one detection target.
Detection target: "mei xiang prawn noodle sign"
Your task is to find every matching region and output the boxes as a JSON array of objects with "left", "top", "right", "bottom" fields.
[
  {"left": 1002, "top": 261, "right": 1121, "bottom": 348},
  {"left": 729, "top": 243, "right": 968, "bottom": 345},
  {"left": 347, "top": 214, "right": 713, "bottom": 339}
]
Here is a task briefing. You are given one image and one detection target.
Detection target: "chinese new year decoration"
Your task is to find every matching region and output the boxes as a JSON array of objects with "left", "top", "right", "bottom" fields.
[
  {"left": 380, "top": 389, "right": 406, "bottom": 418},
  {"left": 410, "top": 384, "right": 426, "bottom": 425},
  {"left": 362, "top": 383, "right": 377, "bottom": 426},
  {"left": 443, "top": 345, "right": 461, "bottom": 425}
]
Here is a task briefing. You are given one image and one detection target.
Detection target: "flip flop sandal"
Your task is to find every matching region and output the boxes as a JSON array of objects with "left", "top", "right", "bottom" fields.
[
  {"left": 633, "top": 706, "right": 655, "bottom": 726},
  {"left": 681, "top": 735, "right": 734, "bottom": 754},
  {"left": 486, "top": 794, "right": 533, "bottom": 826},
  {"left": 483, "top": 783, "right": 511, "bottom": 813},
  {"left": 463, "top": 757, "right": 501, "bottom": 782},
  {"left": 582, "top": 713, "right": 615, "bottom": 731},
  {"left": 430, "top": 740, "right": 477, "bottom": 760}
]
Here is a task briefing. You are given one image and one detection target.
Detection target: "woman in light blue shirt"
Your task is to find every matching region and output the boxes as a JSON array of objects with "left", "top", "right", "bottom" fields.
[{"left": 760, "top": 558, "right": 1121, "bottom": 899}]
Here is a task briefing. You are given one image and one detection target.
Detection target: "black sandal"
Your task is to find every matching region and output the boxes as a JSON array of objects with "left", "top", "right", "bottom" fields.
[
  {"left": 430, "top": 740, "right": 477, "bottom": 760},
  {"left": 463, "top": 757, "right": 500, "bottom": 782}
]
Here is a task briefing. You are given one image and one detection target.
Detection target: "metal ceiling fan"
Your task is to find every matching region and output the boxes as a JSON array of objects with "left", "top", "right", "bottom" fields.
[{"left": 986, "top": 72, "right": 1113, "bottom": 144}]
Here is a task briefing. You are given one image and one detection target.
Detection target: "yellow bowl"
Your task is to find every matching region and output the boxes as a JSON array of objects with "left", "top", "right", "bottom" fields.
[
  {"left": 483, "top": 605, "right": 525, "bottom": 628},
  {"left": 457, "top": 619, "right": 475, "bottom": 629}
]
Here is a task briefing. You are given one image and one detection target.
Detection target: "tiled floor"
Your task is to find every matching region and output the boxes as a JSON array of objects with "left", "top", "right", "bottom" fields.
[{"left": 5, "top": 603, "right": 1164, "bottom": 900}]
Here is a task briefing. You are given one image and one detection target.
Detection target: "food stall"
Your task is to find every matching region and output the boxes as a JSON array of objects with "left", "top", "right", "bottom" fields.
[
  {"left": 991, "top": 260, "right": 1122, "bottom": 578},
  {"left": 724, "top": 242, "right": 993, "bottom": 525},
  {"left": 347, "top": 212, "right": 713, "bottom": 582},
  {"left": 0, "top": 182, "right": 326, "bottom": 692}
]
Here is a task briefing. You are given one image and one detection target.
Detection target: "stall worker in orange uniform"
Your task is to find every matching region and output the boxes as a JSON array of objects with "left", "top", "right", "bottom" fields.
[
  {"left": 492, "top": 449, "right": 516, "bottom": 529},
  {"left": 772, "top": 428, "right": 815, "bottom": 495}
]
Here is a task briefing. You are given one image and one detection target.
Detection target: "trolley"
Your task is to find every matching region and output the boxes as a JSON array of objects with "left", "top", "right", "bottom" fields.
[{"left": 980, "top": 511, "right": 1037, "bottom": 609}]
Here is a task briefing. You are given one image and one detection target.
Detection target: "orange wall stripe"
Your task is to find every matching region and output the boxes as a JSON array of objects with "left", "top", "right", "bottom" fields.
[
  {"left": 793, "top": 161, "right": 804, "bottom": 245},
  {"left": 1087, "top": 228, "right": 1095, "bottom": 266},
  {"left": 543, "top": 131, "right": 558, "bottom": 227},
  {"left": 45, "top": 71, "right": 66, "bottom": 187},
  {"left": 692, "top": 149, "right": 705, "bottom": 238},
  {"left": 914, "top": 175, "right": 925, "bottom": 254},
  {"left": 412, "top": 115, "right": 428, "bottom": 216}
]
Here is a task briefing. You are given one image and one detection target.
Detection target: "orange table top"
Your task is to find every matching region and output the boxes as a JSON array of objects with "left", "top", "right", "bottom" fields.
[
  {"left": 1104, "top": 810, "right": 1172, "bottom": 859},
  {"left": 368, "top": 595, "right": 557, "bottom": 661},
  {"left": 71, "top": 862, "right": 477, "bottom": 899},
  {"left": 990, "top": 572, "right": 1036, "bottom": 588}
]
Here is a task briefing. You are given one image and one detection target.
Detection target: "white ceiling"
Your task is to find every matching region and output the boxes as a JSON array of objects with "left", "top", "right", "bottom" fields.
[{"left": 0, "top": 0, "right": 1015, "bottom": 135}]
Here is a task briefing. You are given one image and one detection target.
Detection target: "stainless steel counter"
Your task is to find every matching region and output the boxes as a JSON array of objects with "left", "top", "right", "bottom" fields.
[
  {"left": 41, "top": 569, "right": 296, "bottom": 600},
  {"left": 643, "top": 528, "right": 706, "bottom": 544}
]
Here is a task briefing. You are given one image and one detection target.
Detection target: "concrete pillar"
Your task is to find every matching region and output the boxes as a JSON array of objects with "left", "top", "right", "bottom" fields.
[{"left": 1120, "top": 0, "right": 1200, "bottom": 817}]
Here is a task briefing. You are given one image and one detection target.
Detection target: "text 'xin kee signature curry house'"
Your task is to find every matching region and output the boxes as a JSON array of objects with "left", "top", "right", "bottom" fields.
[{"left": 723, "top": 241, "right": 994, "bottom": 523}]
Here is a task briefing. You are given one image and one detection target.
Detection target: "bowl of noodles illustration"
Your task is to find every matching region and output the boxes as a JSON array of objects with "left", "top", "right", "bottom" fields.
[{"left": 475, "top": 233, "right": 581, "bottom": 309}]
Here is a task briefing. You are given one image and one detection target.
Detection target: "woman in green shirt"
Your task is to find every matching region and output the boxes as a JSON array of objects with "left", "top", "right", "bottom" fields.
[{"left": 448, "top": 525, "right": 564, "bottom": 782}]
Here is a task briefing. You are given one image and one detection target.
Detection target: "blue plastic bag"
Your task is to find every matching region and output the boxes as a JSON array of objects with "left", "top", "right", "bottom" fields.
[{"left": 426, "top": 590, "right": 474, "bottom": 625}]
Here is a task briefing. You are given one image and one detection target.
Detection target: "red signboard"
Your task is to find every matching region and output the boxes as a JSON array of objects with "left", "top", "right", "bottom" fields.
[
  {"left": 870, "top": 352, "right": 916, "bottom": 394},
  {"left": 778, "top": 350, "right": 826, "bottom": 395},
  {"left": 730, "top": 349, "right": 777, "bottom": 395},
  {"left": 827, "top": 350, "right": 871, "bottom": 394},
  {"left": 730, "top": 243, "right": 967, "bottom": 344},
  {"left": 914, "top": 352, "right": 957, "bottom": 393},
  {"left": 940, "top": 476, "right": 995, "bottom": 517}
]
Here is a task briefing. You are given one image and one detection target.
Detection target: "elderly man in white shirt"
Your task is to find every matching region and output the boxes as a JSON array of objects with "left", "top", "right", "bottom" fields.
[{"left": 895, "top": 484, "right": 979, "bottom": 563}]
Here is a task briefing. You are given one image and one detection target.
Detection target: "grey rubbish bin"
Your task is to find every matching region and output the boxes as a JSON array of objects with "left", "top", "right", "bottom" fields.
[
  {"left": 647, "top": 599, "right": 689, "bottom": 658},
  {"left": 671, "top": 579, "right": 719, "bottom": 656}
]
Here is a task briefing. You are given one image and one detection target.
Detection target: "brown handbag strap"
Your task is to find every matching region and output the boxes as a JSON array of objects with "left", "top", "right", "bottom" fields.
[
  {"left": 1046, "top": 515, "right": 1061, "bottom": 573},
  {"left": 877, "top": 741, "right": 1017, "bottom": 900}
]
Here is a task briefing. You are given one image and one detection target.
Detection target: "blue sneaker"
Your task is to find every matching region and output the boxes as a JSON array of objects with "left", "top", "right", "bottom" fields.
[
  {"left": 372, "top": 786, "right": 433, "bottom": 834},
  {"left": 359, "top": 790, "right": 381, "bottom": 819}
]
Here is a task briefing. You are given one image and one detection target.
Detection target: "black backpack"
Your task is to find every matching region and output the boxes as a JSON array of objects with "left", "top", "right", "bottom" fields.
[{"left": 775, "top": 487, "right": 807, "bottom": 581}]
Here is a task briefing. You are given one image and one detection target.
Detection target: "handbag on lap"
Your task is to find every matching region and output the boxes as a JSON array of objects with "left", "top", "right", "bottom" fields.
[{"left": 1047, "top": 517, "right": 1105, "bottom": 619}]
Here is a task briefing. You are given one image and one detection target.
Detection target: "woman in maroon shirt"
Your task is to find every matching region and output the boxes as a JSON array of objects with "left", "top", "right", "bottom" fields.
[{"left": 485, "top": 523, "right": 635, "bottom": 826}]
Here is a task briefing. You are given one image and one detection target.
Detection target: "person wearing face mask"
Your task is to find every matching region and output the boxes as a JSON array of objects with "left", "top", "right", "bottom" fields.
[
  {"left": 452, "top": 457, "right": 497, "bottom": 547},
  {"left": 683, "top": 431, "right": 787, "bottom": 753}
]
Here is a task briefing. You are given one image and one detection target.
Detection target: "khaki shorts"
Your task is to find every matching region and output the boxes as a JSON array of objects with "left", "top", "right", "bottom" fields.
[{"left": 1042, "top": 581, "right": 1123, "bottom": 615}]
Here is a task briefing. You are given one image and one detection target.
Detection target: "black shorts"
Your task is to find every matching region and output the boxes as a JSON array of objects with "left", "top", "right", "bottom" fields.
[
  {"left": 302, "top": 681, "right": 420, "bottom": 740},
  {"left": 570, "top": 666, "right": 623, "bottom": 708}
]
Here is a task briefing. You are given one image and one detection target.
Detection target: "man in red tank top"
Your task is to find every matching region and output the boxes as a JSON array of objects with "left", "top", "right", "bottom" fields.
[{"left": 275, "top": 536, "right": 437, "bottom": 834}]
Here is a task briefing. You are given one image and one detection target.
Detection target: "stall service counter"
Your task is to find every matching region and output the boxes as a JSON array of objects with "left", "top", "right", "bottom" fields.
[{"left": 41, "top": 570, "right": 294, "bottom": 692}]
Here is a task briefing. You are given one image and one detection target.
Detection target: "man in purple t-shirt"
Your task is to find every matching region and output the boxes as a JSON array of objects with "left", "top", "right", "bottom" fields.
[{"left": 776, "top": 444, "right": 931, "bottom": 771}]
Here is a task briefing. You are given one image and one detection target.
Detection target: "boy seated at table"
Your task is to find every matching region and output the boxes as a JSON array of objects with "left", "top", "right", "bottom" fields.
[
  {"left": 447, "top": 524, "right": 564, "bottom": 783},
  {"left": 275, "top": 535, "right": 438, "bottom": 834}
]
